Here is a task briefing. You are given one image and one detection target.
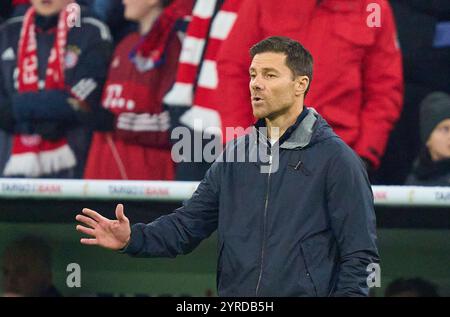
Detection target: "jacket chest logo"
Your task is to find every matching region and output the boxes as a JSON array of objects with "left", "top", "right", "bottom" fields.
[{"left": 65, "top": 45, "right": 81, "bottom": 69}]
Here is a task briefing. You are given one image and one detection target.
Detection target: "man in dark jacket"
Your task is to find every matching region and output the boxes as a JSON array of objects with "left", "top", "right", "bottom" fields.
[{"left": 76, "top": 36, "right": 379, "bottom": 297}]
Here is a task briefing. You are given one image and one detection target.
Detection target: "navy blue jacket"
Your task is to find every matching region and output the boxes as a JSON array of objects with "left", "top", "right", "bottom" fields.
[
  {"left": 124, "top": 109, "right": 379, "bottom": 297},
  {"left": 0, "top": 8, "right": 113, "bottom": 177}
]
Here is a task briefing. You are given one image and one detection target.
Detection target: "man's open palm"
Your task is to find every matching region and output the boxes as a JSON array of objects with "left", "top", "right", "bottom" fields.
[{"left": 76, "top": 204, "right": 131, "bottom": 250}]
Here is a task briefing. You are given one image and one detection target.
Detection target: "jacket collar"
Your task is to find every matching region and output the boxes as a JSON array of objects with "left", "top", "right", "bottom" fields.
[
  {"left": 253, "top": 106, "right": 310, "bottom": 147},
  {"left": 280, "top": 108, "right": 318, "bottom": 150},
  {"left": 246, "top": 108, "right": 319, "bottom": 166}
]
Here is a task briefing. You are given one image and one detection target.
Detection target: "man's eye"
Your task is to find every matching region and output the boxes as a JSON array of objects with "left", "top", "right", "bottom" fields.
[
  {"left": 267, "top": 74, "right": 276, "bottom": 78},
  {"left": 438, "top": 126, "right": 450, "bottom": 133}
]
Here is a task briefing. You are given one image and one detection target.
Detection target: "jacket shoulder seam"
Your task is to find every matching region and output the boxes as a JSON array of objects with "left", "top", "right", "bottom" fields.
[
  {"left": 80, "top": 17, "right": 112, "bottom": 41},
  {"left": 3, "top": 16, "right": 24, "bottom": 26}
]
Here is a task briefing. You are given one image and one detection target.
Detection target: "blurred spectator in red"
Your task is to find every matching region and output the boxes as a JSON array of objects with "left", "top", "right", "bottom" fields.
[
  {"left": 375, "top": 0, "right": 450, "bottom": 184},
  {"left": 405, "top": 92, "right": 450, "bottom": 186},
  {"left": 84, "top": 0, "right": 192, "bottom": 180},
  {"left": 216, "top": 0, "right": 403, "bottom": 172},
  {"left": 0, "top": 0, "right": 113, "bottom": 178},
  {"left": 2, "top": 236, "right": 61, "bottom": 297},
  {"left": 163, "top": 0, "right": 242, "bottom": 180}
]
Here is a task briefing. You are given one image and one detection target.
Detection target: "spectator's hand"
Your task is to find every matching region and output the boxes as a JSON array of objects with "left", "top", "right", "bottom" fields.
[
  {"left": 34, "top": 121, "right": 66, "bottom": 141},
  {"left": 0, "top": 102, "right": 15, "bottom": 133},
  {"left": 76, "top": 204, "right": 131, "bottom": 250}
]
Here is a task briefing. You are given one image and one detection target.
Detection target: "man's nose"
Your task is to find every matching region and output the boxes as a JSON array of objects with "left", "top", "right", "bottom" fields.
[{"left": 251, "top": 77, "right": 264, "bottom": 90}]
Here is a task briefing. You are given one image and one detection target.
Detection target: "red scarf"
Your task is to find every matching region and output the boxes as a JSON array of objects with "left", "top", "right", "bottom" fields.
[
  {"left": 3, "top": 7, "right": 76, "bottom": 177},
  {"left": 129, "top": 1, "right": 184, "bottom": 72}
]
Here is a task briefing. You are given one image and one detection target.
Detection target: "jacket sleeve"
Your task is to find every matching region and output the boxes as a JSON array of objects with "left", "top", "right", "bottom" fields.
[
  {"left": 0, "top": 25, "right": 14, "bottom": 133},
  {"left": 12, "top": 90, "right": 79, "bottom": 123},
  {"left": 122, "top": 159, "right": 222, "bottom": 257},
  {"left": 354, "top": 1, "right": 404, "bottom": 168},
  {"left": 326, "top": 145, "right": 380, "bottom": 297},
  {"left": 0, "top": 61, "right": 14, "bottom": 133},
  {"left": 68, "top": 20, "right": 114, "bottom": 130},
  {"left": 216, "top": 0, "right": 261, "bottom": 142}
]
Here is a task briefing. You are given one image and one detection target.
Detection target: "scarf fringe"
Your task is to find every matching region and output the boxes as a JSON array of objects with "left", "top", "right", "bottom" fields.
[
  {"left": 180, "top": 105, "right": 221, "bottom": 135},
  {"left": 163, "top": 82, "right": 194, "bottom": 106},
  {"left": 3, "top": 144, "right": 77, "bottom": 177}
]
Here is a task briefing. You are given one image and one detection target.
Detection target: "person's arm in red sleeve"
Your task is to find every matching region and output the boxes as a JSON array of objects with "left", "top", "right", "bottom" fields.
[
  {"left": 354, "top": 0, "right": 404, "bottom": 169},
  {"left": 216, "top": 0, "right": 262, "bottom": 142}
]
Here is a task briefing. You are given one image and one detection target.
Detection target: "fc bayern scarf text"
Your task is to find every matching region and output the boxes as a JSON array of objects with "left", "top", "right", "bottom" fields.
[{"left": 3, "top": 6, "right": 76, "bottom": 177}]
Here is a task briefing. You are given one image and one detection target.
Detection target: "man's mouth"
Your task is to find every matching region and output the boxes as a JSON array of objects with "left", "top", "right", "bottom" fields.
[{"left": 252, "top": 96, "right": 263, "bottom": 102}]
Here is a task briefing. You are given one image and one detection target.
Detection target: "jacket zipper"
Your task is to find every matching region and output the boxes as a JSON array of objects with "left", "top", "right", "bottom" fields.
[{"left": 255, "top": 154, "right": 273, "bottom": 295}]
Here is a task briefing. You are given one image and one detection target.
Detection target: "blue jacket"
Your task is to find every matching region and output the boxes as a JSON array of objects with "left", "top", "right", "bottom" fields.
[{"left": 124, "top": 109, "right": 379, "bottom": 297}]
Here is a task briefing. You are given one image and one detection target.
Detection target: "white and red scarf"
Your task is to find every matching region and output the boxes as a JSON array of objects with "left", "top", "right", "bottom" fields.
[
  {"left": 163, "top": 0, "right": 242, "bottom": 138},
  {"left": 3, "top": 6, "right": 76, "bottom": 177}
]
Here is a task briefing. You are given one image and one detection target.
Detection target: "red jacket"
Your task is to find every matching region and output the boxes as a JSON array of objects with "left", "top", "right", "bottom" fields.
[
  {"left": 217, "top": 0, "right": 403, "bottom": 168},
  {"left": 84, "top": 32, "right": 180, "bottom": 180}
]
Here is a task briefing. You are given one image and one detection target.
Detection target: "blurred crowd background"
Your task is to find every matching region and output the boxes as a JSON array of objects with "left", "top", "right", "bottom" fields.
[{"left": 0, "top": 0, "right": 449, "bottom": 297}]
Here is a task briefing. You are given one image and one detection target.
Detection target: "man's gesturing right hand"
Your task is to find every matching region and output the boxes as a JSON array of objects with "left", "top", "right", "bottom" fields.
[{"left": 75, "top": 204, "right": 131, "bottom": 250}]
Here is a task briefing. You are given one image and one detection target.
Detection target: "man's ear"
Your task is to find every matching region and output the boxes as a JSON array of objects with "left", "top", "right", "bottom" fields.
[{"left": 295, "top": 76, "right": 310, "bottom": 96}]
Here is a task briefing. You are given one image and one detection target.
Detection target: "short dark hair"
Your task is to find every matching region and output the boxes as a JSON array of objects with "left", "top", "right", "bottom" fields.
[
  {"left": 161, "top": 0, "right": 174, "bottom": 8},
  {"left": 385, "top": 278, "right": 440, "bottom": 297},
  {"left": 250, "top": 36, "right": 314, "bottom": 96},
  {"left": 3, "top": 236, "right": 52, "bottom": 270}
]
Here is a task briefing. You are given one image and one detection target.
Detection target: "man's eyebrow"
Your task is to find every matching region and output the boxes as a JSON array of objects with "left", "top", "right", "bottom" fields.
[{"left": 249, "top": 67, "right": 279, "bottom": 73}]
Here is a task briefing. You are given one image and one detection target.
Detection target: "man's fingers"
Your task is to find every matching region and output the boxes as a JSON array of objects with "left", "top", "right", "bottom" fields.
[
  {"left": 75, "top": 214, "right": 98, "bottom": 228},
  {"left": 80, "top": 238, "right": 98, "bottom": 246},
  {"left": 115, "top": 204, "right": 127, "bottom": 222},
  {"left": 82, "top": 208, "right": 105, "bottom": 223},
  {"left": 76, "top": 225, "right": 95, "bottom": 237}
]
